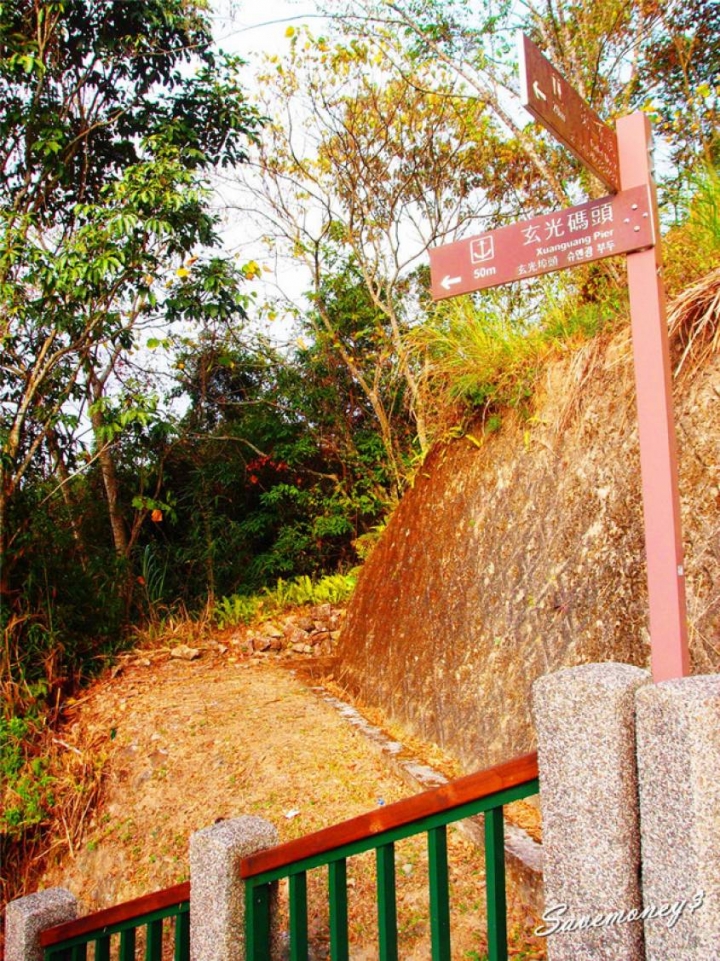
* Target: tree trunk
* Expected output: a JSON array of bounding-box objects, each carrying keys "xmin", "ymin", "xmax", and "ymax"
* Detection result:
[
  {"xmin": 88, "ymin": 390, "xmax": 129, "ymax": 559},
  {"xmin": 46, "ymin": 430, "xmax": 90, "ymax": 571}
]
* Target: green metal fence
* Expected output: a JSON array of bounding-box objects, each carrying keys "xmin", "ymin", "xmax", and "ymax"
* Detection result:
[
  {"xmin": 40, "ymin": 882, "xmax": 190, "ymax": 961},
  {"xmin": 242, "ymin": 752, "xmax": 539, "ymax": 961},
  {"xmin": 38, "ymin": 753, "xmax": 539, "ymax": 961}
]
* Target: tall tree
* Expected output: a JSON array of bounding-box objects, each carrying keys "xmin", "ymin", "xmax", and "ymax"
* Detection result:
[
  {"xmin": 632, "ymin": 0, "xmax": 719, "ymax": 174},
  {"xmin": 233, "ymin": 26, "xmax": 540, "ymax": 487},
  {"xmin": 0, "ymin": 0, "xmax": 263, "ymax": 599},
  {"xmin": 318, "ymin": 0, "xmax": 579, "ymax": 203},
  {"xmin": 321, "ymin": 0, "xmax": 716, "ymax": 192},
  {"xmin": 160, "ymin": 322, "xmax": 394, "ymax": 601}
]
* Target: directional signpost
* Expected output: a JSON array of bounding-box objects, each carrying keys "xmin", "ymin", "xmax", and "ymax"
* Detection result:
[
  {"xmin": 430, "ymin": 184, "xmax": 654, "ymax": 299},
  {"xmin": 428, "ymin": 34, "xmax": 690, "ymax": 682},
  {"xmin": 517, "ymin": 33, "xmax": 620, "ymax": 192}
]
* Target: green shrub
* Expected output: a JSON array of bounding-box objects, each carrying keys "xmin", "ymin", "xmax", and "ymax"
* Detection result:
[
  {"xmin": 410, "ymin": 267, "xmax": 627, "ymax": 435},
  {"xmin": 213, "ymin": 572, "xmax": 358, "ymax": 629},
  {"xmin": 0, "ymin": 714, "xmax": 55, "ymax": 841},
  {"xmin": 664, "ymin": 164, "xmax": 720, "ymax": 294},
  {"xmin": 213, "ymin": 594, "xmax": 263, "ymax": 629},
  {"xmin": 410, "ymin": 297, "xmax": 549, "ymax": 415}
]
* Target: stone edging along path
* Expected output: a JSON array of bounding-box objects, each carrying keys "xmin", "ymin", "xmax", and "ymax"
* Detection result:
[
  {"xmin": 304, "ymin": 681, "xmax": 544, "ymax": 915},
  {"xmin": 243, "ymin": 603, "xmax": 543, "ymax": 914}
]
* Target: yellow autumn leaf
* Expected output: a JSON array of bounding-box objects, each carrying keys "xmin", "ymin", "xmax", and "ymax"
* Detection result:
[{"xmin": 243, "ymin": 260, "xmax": 262, "ymax": 280}]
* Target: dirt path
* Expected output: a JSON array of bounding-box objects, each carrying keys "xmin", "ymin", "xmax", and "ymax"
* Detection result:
[{"xmin": 37, "ymin": 642, "xmax": 544, "ymax": 958}]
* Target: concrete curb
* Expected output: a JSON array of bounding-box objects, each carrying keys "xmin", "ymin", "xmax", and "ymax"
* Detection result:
[{"xmin": 312, "ymin": 686, "xmax": 544, "ymax": 917}]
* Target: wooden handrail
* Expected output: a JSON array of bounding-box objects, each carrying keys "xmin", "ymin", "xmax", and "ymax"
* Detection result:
[
  {"xmin": 40, "ymin": 881, "xmax": 190, "ymax": 947},
  {"xmin": 241, "ymin": 751, "xmax": 539, "ymax": 879},
  {"xmin": 37, "ymin": 752, "xmax": 539, "ymax": 947}
]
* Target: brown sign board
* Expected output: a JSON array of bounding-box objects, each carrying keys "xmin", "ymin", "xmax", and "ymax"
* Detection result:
[
  {"xmin": 518, "ymin": 32, "xmax": 620, "ymax": 192},
  {"xmin": 429, "ymin": 184, "xmax": 655, "ymax": 300}
]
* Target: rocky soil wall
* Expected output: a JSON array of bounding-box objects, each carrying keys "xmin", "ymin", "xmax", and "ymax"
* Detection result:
[{"xmin": 337, "ymin": 276, "xmax": 720, "ymax": 772}]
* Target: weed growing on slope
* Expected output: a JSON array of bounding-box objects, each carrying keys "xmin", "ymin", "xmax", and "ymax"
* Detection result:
[{"xmin": 213, "ymin": 572, "xmax": 358, "ymax": 629}]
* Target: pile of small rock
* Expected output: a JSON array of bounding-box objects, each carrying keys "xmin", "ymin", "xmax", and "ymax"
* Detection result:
[{"xmin": 245, "ymin": 604, "xmax": 345, "ymax": 657}]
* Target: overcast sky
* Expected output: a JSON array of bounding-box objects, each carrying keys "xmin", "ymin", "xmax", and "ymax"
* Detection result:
[
  {"xmin": 206, "ymin": 3, "xmax": 334, "ymax": 342},
  {"xmin": 212, "ymin": 1, "xmax": 325, "ymax": 60}
]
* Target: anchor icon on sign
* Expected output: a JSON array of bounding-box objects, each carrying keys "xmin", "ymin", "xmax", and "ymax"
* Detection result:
[{"xmin": 470, "ymin": 236, "xmax": 495, "ymax": 264}]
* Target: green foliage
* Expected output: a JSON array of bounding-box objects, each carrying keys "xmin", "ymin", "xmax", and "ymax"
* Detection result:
[
  {"xmin": 541, "ymin": 286, "xmax": 625, "ymax": 344},
  {"xmin": 411, "ymin": 298, "xmax": 548, "ymax": 415},
  {"xmin": 411, "ymin": 272, "xmax": 626, "ymax": 429},
  {"xmin": 632, "ymin": 0, "xmax": 719, "ymax": 174},
  {"xmin": 688, "ymin": 166, "xmax": 720, "ymax": 250},
  {"xmin": 158, "ymin": 325, "xmax": 396, "ymax": 605},
  {"xmin": 213, "ymin": 573, "xmax": 358, "ymax": 629},
  {"xmin": 268, "ymin": 573, "xmax": 358, "ymax": 608},
  {"xmin": 138, "ymin": 544, "xmax": 170, "ymax": 621},
  {"xmin": 0, "ymin": 0, "xmax": 263, "ymax": 714},
  {"xmin": 664, "ymin": 165, "xmax": 720, "ymax": 294},
  {"xmin": 0, "ymin": 714, "xmax": 55, "ymax": 841},
  {"xmin": 214, "ymin": 594, "xmax": 263, "ymax": 629},
  {"xmin": 0, "ymin": 0, "xmax": 262, "ymax": 213}
]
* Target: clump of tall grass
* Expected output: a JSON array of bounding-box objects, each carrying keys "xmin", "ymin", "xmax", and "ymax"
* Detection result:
[
  {"xmin": 409, "ymin": 273, "xmax": 623, "ymax": 436},
  {"xmin": 411, "ymin": 298, "xmax": 546, "ymax": 411},
  {"xmin": 679, "ymin": 164, "xmax": 720, "ymax": 250},
  {"xmin": 411, "ymin": 166, "xmax": 720, "ymax": 435},
  {"xmin": 664, "ymin": 164, "xmax": 720, "ymax": 294},
  {"xmin": 1, "ymin": 705, "xmax": 107, "ymax": 907}
]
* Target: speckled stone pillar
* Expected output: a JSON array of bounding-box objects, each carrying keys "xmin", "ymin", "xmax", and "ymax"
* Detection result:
[
  {"xmin": 635, "ymin": 677, "xmax": 720, "ymax": 960},
  {"xmin": 190, "ymin": 816, "xmax": 279, "ymax": 961},
  {"xmin": 5, "ymin": 889, "xmax": 77, "ymax": 961},
  {"xmin": 533, "ymin": 662, "xmax": 651, "ymax": 961}
]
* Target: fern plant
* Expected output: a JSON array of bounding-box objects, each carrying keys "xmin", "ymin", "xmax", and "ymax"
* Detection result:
[{"xmin": 213, "ymin": 572, "xmax": 357, "ymax": 629}]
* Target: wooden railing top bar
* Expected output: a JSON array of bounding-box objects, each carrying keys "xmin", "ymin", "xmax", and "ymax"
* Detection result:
[
  {"xmin": 39, "ymin": 880, "xmax": 190, "ymax": 947},
  {"xmin": 241, "ymin": 750, "xmax": 539, "ymax": 879}
]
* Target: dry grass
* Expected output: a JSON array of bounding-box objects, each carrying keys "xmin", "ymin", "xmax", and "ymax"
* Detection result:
[
  {"xmin": 1, "ymin": 714, "xmax": 109, "ymax": 913},
  {"xmin": 24, "ymin": 643, "xmax": 544, "ymax": 959},
  {"xmin": 668, "ymin": 266, "xmax": 720, "ymax": 378},
  {"xmin": 545, "ymin": 266, "xmax": 720, "ymax": 442}
]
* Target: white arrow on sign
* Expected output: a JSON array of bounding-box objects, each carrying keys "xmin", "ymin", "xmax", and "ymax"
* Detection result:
[
  {"xmin": 518, "ymin": 32, "xmax": 620, "ymax": 191},
  {"xmin": 440, "ymin": 275, "xmax": 462, "ymax": 291}
]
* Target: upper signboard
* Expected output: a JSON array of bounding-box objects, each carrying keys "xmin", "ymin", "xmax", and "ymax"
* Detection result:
[
  {"xmin": 518, "ymin": 32, "xmax": 621, "ymax": 192},
  {"xmin": 429, "ymin": 185, "xmax": 654, "ymax": 300}
]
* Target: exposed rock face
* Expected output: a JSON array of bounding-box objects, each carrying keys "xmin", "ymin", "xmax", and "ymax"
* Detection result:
[{"xmin": 337, "ymin": 295, "xmax": 720, "ymax": 772}]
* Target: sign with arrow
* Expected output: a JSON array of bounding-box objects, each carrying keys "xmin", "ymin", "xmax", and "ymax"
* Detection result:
[
  {"xmin": 429, "ymin": 184, "xmax": 654, "ymax": 300},
  {"xmin": 427, "ymin": 38, "xmax": 689, "ymax": 683},
  {"xmin": 518, "ymin": 32, "xmax": 620, "ymax": 192}
]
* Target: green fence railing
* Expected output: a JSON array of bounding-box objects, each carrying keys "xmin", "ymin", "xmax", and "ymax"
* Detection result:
[
  {"xmin": 40, "ymin": 881, "xmax": 190, "ymax": 961},
  {"xmin": 38, "ymin": 753, "xmax": 539, "ymax": 960},
  {"xmin": 241, "ymin": 751, "xmax": 540, "ymax": 961}
]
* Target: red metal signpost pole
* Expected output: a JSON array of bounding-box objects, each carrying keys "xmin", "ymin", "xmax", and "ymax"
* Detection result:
[
  {"xmin": 617, "ymin": 112, "xmax": 690, "ymax": 681},
  {"xmin": 429, "ymin": 36, "xmax": 691, "ymax": 682}
]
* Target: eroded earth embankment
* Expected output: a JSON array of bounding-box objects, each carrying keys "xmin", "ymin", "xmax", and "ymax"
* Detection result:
[{"xmin": 337, "ymin": 270, "xmax": 720, "ymax": 772}]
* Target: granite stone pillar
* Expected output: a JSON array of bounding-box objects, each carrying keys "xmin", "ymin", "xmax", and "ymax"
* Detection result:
[
  {"xmin": 5, "ymin": 889, "xmax": 78, "ymax": 961},
  {"xmin": 533, "ymin": 662, "xmax": 651, "ymax": 960},
  {"xmin": 635, "ymin": 676, "xmax": 720, "ymax": 960},
  {"xmin": 190, "ymin": 815, "xmax": 279, "ymax": 961}
]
